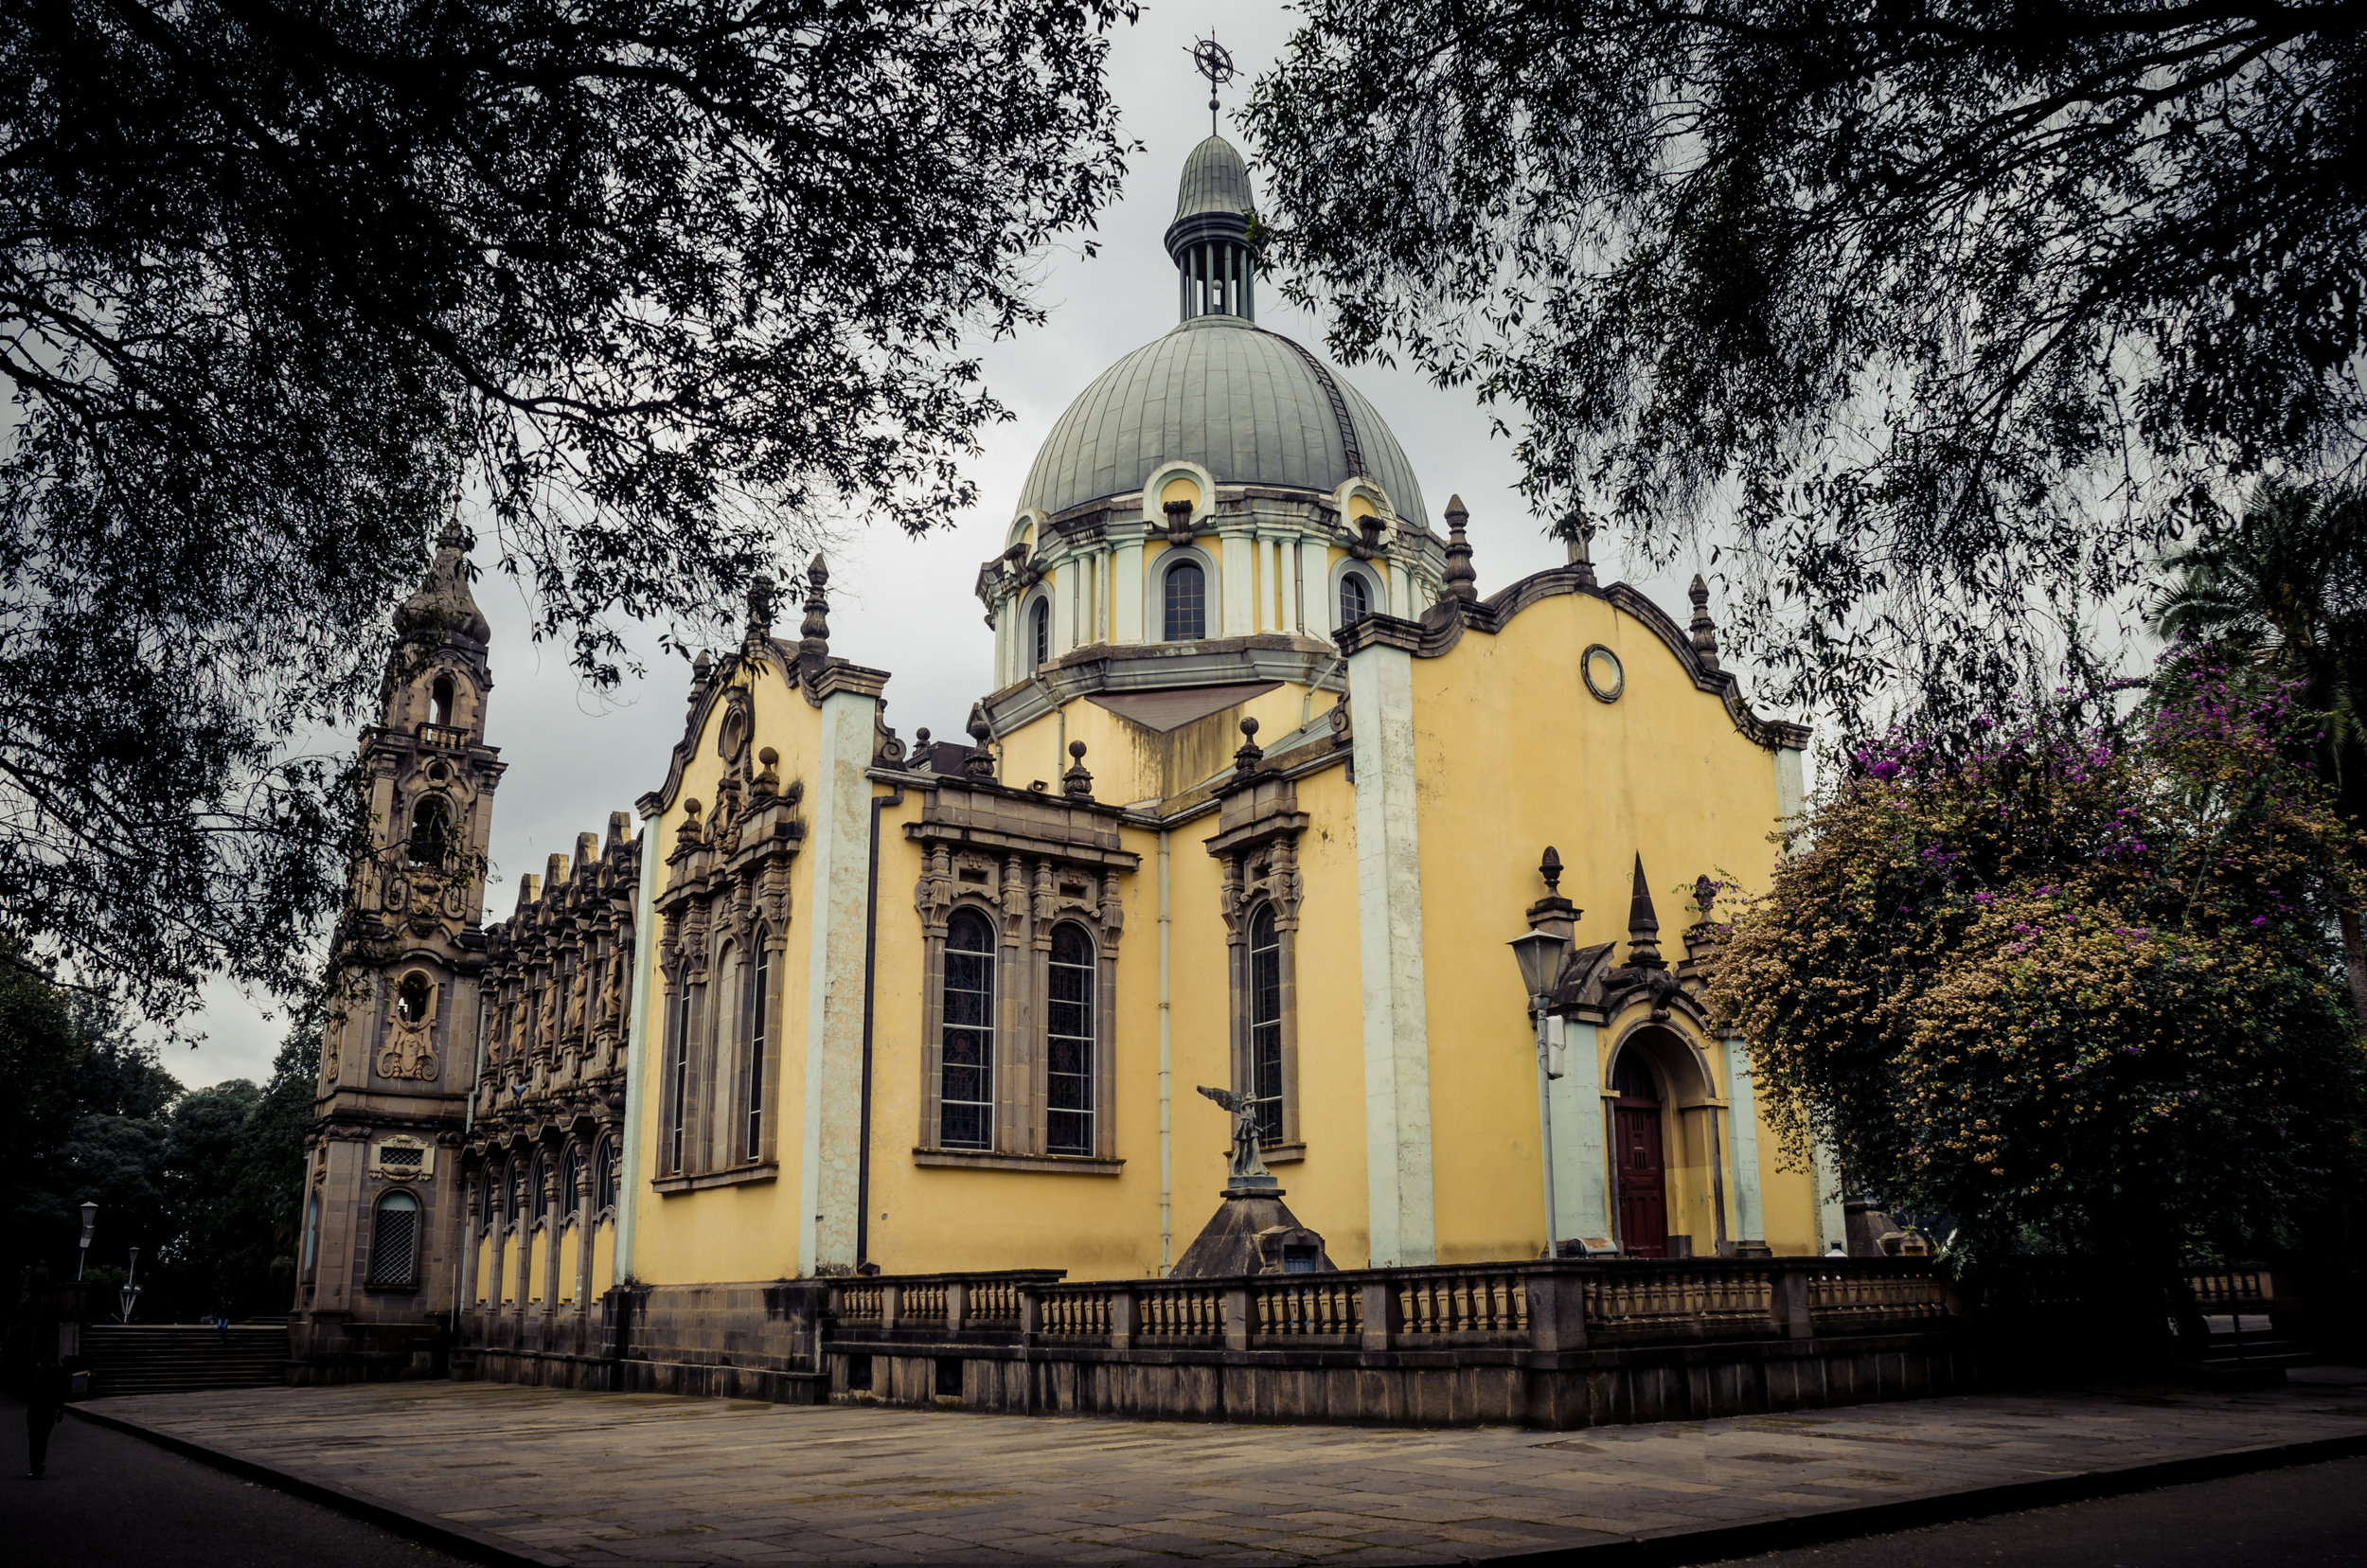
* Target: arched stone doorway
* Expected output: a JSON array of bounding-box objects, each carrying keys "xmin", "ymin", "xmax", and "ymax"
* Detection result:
[{"xmin": 1610, "ymin": 1052, "xmax": 1669, "ymax": 1256}]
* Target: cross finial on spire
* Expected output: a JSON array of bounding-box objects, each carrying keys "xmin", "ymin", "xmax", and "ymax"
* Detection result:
[{"xmin": 1190, "ymin": 35, "xmax": 1235, "ymax": 138}]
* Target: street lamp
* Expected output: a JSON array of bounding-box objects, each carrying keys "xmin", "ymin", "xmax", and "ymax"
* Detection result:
[
  {"xmin": 1507, "ymin": 924, "xmax": 1572, "ymax": 1254},
  {"xmin": 77, "ymin": 1202, "xmax": 97, "ymax": 1279}
]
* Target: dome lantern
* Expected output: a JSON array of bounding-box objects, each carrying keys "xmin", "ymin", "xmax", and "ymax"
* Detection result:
[{"xmin": 1166, "ymin": 136, "xmax": 1256, "ymax": 324}]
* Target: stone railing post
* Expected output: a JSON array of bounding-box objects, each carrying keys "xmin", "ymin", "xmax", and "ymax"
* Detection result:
[
  {"xmin": 1223, "ymin": 1285, "xmax": 1252, "ymax": 1352},
  {"xmin": 1526, "ymin": 1268, "xmax": 1590, "ymax": 1353},
  {"xmin": 1111, "ymin": 1288, "xmax": 1138, "ymax": 1351},
  {"xmin": 945, "ymin": 1280, "xmax": 969, "ymax": 1332},
  {"xmin": 880, "ymin": 1283, "xmax": 902, "ymax": 1331},
  {"xmin": 1019, "ymin": 1286, "xmax": 1043, "ymax": 1345},
  {"xmin": 1771, "ymin": 1264, "xmax": 1813, "ymax": 1340},
  {"xmin": 1359, "ymin": 1279, "xmax": 1397, "ymax": 1351}
]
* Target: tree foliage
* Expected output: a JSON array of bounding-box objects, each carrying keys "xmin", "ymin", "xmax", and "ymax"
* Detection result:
[
  {"xmin": 1244, "ymin": 1, "xmax": 2367, "ymax": 724},
  {"xmin": 1, "ymin": 0, "xmax": 1137, "ymax": 1017},
  {"xmin": 5, "ymin": 955, "xmax": 327, "ymax": 1317},
  {"xmin": 1709, "ymin": 648, "xmax": 2367, "ymax": 1265}
]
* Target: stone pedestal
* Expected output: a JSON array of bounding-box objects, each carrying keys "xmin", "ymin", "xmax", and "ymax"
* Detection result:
[{"xmin": 1170, "ymin": 1187, "xmax": 1336, "ymax": 1277}]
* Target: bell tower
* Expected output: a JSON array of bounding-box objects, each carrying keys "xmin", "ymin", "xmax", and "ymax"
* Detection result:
[{"xmin": 292, "ymin": 519, "xmax": 507, "ymax": 1375}]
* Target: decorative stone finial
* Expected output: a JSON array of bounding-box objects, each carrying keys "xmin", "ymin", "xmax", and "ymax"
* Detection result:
[
  {"xmin": 1626, "ymin": 853, "xmax": 1664, "ymax": 970},
  {"xmin": 914, "ymin": 727, "xmax": 934, "ymax": 772},
  {"xmin": 1233, "ymin": 715, "xmax": 1264, "ymax": 778},
  {"xmin": 1693, "ymin": 873, "xmax": 1717, "ymax": 920},
  {"xmin": 515, "ymin": 872, "xmax": 541, "ymax": 912},
  {"xmin": 1062, "ymin": 739, "xmax": 1095, "ymax": 799},
  {"xmin": 678, "ymin": 798, "xmax": 704, "ymax": 846},
  {"xmin": 798, "ymin": 554, "xmax": 830, "ymax": 675},
  {"xmin": 755, "ymin": 745, "xmax": 781, "ymax": 796},
  {"xmin": 1443, "ymin": 494, "xmax": 1478, "ymax": 602},
  {"xmin": 574, "ymin": 832, "xmax": 598, "ymax": 872},
  {"xmin": 606, "ymin": 811, "xmax": 632, "ymax": 850},
  {"xmin": 963, "ymin": 702, "xmax": 997, "ymax": 780},
  {"xmin": 1689, "ymin": 575, "xmax": 1720, "ymax": 671},
  {"xmin": 746, "ymin": 574, "xmax": 775, "ymax": 639},
  {"xmin": 1539, "ymin": 845, "xmax": 1562, "ymax": 894},
  {"xmin": 546, "ymin": 851, "xmax": 569, "ymax": 890},
  {"xmin": 1163, "ymin": 496, "xmax": 1195, "ymax": 545}
]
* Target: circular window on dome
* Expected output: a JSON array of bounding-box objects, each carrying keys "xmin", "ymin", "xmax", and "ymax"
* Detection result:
[{"xmin": 1582, "ymin": 645, "xmax": 1625, "ymax": 704}]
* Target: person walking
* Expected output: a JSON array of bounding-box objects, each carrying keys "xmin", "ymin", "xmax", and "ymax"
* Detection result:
[
  {"xmin": 25, "ymin": 1346, "xmax": 68, "ymax": 1479},
  {"xmin": 215, "ymin": 1295, "xmax": 234, "ymax": 1344}
]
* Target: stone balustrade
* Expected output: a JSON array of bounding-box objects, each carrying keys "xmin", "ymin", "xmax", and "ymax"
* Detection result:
[{"xmin": 819, "ymin": 1257, "xmax": 1969, "ymax": 1429}]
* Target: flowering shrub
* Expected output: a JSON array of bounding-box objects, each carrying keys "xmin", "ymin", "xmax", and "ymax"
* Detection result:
[{"xmin": 1711, "ymin": 646, "xmax": 2367, "ymax": 1265}]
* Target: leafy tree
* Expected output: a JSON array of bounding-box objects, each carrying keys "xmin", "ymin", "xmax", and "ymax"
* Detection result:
[
  {"xmin": 1, "ymin": 0, "xmax": 1138, "ymax": 1020},
  {"xmin": 1244, "ymin": 2, "xmax": 2367, "ymax": 725},
  {"xmin": 2152, "ymin": 482, "xmax": 2367, "ymax": 1012},
  {"xmin": 1710, "ymin": 646, "xmax": 2367, "ymax": 1267}
]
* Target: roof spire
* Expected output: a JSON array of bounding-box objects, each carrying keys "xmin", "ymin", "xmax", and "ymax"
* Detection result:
[
  {"xmin": 1625, "ymin": 854, "xmax": 1665, "ymax": 970},
  {"xmin": 1688, "ymin": 574, "xmax": 1721, "ymax": 671},
  {"xmin": 1191, "ymin": 35, "xmax": 1235, "ymax": 139},
  {"xmin": 797, "ymin": 554, "xmax": 829, "ymax": 678}
]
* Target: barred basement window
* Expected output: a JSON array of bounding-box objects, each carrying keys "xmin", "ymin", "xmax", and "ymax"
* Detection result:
[
  {"xmin": 939, "ymin": 908, "xmax": 995, "ymax": 1149},
  {"xmin": 1045, "ymin": 922, "xmax": 1095, "ymax": 1156},
  {"xmin": 1249, "ymin": 904, "xmax": 1284, "ymax": 1143},
  {"xmin": 367, "ymin": 1191, "xmax": 420, "ymax": 1286}
]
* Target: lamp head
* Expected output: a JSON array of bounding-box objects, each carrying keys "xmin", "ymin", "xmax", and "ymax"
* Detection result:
[
  {"xmin": 1507, "ymin": 928, "xmax": 1570, "ymax": 1001},
  {"xmin": 78, "ymin": 1201, "xmax": 97, "ymax": 1245}
]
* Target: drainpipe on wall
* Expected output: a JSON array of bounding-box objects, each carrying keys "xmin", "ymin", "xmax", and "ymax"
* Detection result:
[{"xmin": 1158, "ymin": 829, "xmax": 1173, "ymax": 1275}]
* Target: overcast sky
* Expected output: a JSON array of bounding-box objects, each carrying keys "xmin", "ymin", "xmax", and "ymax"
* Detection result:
[{"xmin": 169, "ymin": 3, "xmax": 1741, "ymax": 1089}]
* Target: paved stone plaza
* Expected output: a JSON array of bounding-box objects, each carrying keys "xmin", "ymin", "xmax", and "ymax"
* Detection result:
[{"xmin": 79, "ymin": 1371, "xmax": 2367, "ymax": 1566}]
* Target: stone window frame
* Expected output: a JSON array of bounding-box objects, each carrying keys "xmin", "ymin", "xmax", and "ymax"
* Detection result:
[
  {"xmin": 934, "ymin": 901, "xmax": 1000, "ymax": 1150},
  {"xmin": 364, "ymin": 1187, "xmax": 422, "ymax": 1290},
  {"xmin": 1043, "ymin": 918, "xmax": 1100, "ymax": 1157},
  {"xmin": 912, "ymin": 833, "xmax": 1128, "ymax": 1173},
  {"xmin": 1143, "ymin": 543, "xmax": 1220, "ymax": 646},
  {"xmin": 1208, "ymin": 778, "xmax": 1310, "ymax": 1160},
  {"xmin": 1326, "ymin": 555, "xmax": 1385, "ymax": 635}
]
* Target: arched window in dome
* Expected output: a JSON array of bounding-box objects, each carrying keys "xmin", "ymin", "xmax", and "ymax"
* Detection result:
[
  {"xmin": 1030, "ymin": 598, "xmax": 1049, "ymax": 669},
  {"xmin": 1164, "ymin": 561, "xmax": 1205, "ymax": 641},
  {"xmin": 1339, "ymin": 572, "xmax": 1370, "ymax": 630}
]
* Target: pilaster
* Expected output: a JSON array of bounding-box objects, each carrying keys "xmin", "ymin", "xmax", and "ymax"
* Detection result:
[
  {"xmin": 1546, "ymin": 1019, "xmax": 1610, "ymax": 1239},
  {"xmin": 1344, "ymin": 617, "xmax": 1433, "ymax": 1266},
  {"xmin": 1721, "ymin": 1038, "xmax": 1766, "ymax": 1244},
  {"xmin": 798, "ymin": 687, "xmax": 881, "ymax": 1275}
]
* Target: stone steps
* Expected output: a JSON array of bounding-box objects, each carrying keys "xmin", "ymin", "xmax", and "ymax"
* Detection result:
[{"xmin": 82, "ymin": 1326, "xmax": 291, "ymax": 1398}]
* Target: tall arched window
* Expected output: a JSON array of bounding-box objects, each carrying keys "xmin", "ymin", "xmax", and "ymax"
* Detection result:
[
  {"xmin": 665, "ymin": 984, "xmax": 691, "ymax": 1174},
  {"xmin": 1249, "ymin": 905, "xmax": 1284, "ymax": 1143},
  {"xmin": 406, "ymin": 797, "xmax": 451, "ymax": 865},
  {"xmin": 940, "ymin": 909, "xmax": 996, "ymax": 1149},
  {"xmin": 430, "ymin": 674, "xmax": 455, "ymax": 727},
  {"xmin": 476, "ymin": 1175, "xmax": 493, "ymax": 1233},
  {"xmin": 1030, "ymin": 598, "xmax": 1049, "ymax": 668},
  {"xmin": 1163, "ymin": 560, "xmax": 1206, "ymax": 641},
  {"xmin": 302, "ymin": 1190, "xmax": 321, "ymax": 1276},
  {"xmin": 744, "ymin": 941, "xmax": 771, "ymax": 1160},
  {"xmin": 1339, "ymin": 571, "xmax": 1370, "ymax": 629},
  {"xmin": 594, "ymin": 1137, "xmax": 618, "ymax": 1214},
  {"xmin": 561, "ymin": 1147, "xmax": 583, "ymax": 1223},
  {"xmin": 366, "ymin": 1191, "xmax": 420, "ymax": 1286},
  {"xmin": 531, "ymin": 1153, "xmax": 552, "ymax": 1228},
  {"xmin": 1046, "ymin": 922, "xmax": 1095, "ymax": 1156}
]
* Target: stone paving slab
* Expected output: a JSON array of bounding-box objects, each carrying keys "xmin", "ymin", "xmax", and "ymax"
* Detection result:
[{"xmin": 74, "ymin": 1369, "xmax": 2367, "ymax": 1567}]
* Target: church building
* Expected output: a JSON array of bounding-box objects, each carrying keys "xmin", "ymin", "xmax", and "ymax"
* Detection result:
[{"xmin": 291, "ymin": 136, "xmax": 1830, "ymax": 1384}]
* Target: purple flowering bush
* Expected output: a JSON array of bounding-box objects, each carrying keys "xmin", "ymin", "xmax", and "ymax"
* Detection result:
[{"xmin": 1711, "ymin": 645, "xmax": 2367, "ymax": 1264}]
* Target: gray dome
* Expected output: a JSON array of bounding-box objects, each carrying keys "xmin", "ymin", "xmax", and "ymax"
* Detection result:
[
  {"xmin": 1174, "ymin": 135, "xmax": 1253, "ymax": 224},
  {"xmin": 1016, "ymin": 315, "xmax": 1431, "ymax": 527}
]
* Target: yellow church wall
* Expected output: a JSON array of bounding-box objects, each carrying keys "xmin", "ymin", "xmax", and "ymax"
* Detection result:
[
  {"xmin": 623, "ymin": 655, "xmax": 826, "ymax": 1289},
  {"xmin": 558, "ymin": 1224, "xmax": 580, "ymax": 1304},
  {"xmin": 991, "ymin": 670, "xmax": 1334, "ymax": 811},
  {"xmin": 1754, "ymin": 1124, "xmax": 1821, "ymax": 1256},
  {"xmin": 591, "ymin": 1220, "xmax": 615, "ymax": 1298},
  {"xmin": 1403, "ymin": 589, "xmax": 1813, "ymax": 1259}
]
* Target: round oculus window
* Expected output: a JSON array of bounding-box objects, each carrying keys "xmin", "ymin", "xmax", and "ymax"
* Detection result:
[
  {"xmin": 718, "ymin": 706, "xmax": 749, "ymax": 763},
  {"xmin": 1582, "ymin": 644, "xmax": 1625, "ymax": 703}
]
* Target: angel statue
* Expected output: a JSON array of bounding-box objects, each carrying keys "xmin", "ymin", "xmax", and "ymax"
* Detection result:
[{"xmin": 1196, "ymin": 1085, "xmax": 1278, "ymax": 1192}]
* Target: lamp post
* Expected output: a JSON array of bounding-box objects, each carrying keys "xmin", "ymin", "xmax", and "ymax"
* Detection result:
[
  {"xmin": 1508, "ymin": 926, "xmax": 1572, "ymax": 1256},
  {"xmin": 120, "ymin": 1246, "xmax": 142, "ymax": 1324},
  {"xmin": 77, "ymin": 1201, "xmax": 98, "ymax": 1279}
]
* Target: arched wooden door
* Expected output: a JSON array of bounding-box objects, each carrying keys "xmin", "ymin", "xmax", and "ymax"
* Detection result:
[{"xmin": 1611, "ymin": 1053, "xmax": 1669, "ymax": 1257}]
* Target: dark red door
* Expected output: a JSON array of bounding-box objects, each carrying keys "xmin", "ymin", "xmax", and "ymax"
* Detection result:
[{"xmin": 1614, "ymin": 1103, "xmax": 1669, "ymax": 1257}]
